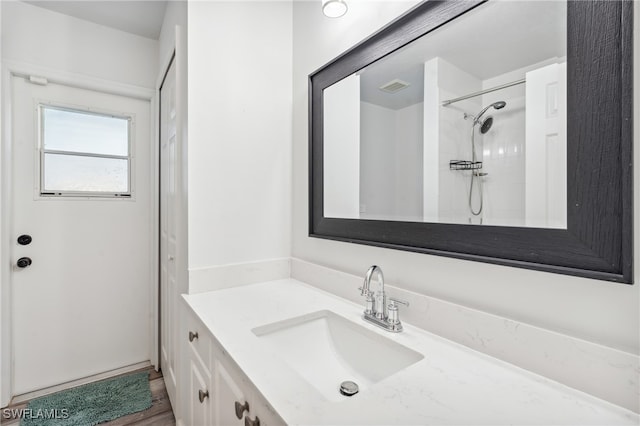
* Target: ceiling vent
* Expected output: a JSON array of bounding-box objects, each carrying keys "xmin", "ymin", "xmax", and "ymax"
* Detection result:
[{"xmin": 379, "ymin": 79, "xmax": 410, "ymax": 93}]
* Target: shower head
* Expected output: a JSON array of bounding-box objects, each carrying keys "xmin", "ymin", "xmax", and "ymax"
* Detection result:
[
  {"xmin": 475, "ymin": 101, "xmax": 507, "ymax": 123},
  {"xmin": 480, "ymin": 116, "xmax": 494, "ymax": 134}
]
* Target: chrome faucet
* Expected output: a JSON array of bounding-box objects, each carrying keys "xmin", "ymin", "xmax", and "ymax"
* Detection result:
[
  {"xmin": 359, "ymin": 265, "xmax": 408, "ymax": 332},
  {"xmin": 361, "ymin": 265, "xmax": 386, "ymax": 319}
]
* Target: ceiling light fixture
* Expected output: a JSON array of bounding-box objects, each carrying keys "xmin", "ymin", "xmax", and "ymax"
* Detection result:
[{"xmin": 322, "ymin": 0, "xmax": 348, "ymax": 18}]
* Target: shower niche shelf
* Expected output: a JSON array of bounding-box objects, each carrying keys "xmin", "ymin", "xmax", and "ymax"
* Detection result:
[{"xmin": 449, "ymin": 160, "xmax": 482, "ymax": 171}]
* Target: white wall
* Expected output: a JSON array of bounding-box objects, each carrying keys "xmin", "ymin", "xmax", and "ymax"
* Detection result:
[
  {"xmin": 360, "ymin": 101, "xmax": 396, "ymax": 219},
  {"xmin": 187, "ymin": 2, "xmax": 292, "ymax": 281},
  {"xmin": 394, "ymin": 102, "xmax": 423, "ymax": 221},
  {"xmin": 1, "ymin": 1, "xmax": 158, "ymax": 89},
  {"xmin": 423, "ymin": 59, "xmax": 439, "ymax": 221},
  {"xmin": 292, "ymin": 0, "xmax": 639, "ymax": 356},
  {"xmin": 360, "ymin": 101, "xmax": 423, "ymax": 221},
  {"xmin": 324, "ymin": 74, "xmax": 360, "ymax": 219}
]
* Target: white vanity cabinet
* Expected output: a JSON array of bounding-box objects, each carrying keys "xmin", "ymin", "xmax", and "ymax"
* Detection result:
[{"xmin": 181, "ymin": 299, "xmax": 285, "ymax": 426}]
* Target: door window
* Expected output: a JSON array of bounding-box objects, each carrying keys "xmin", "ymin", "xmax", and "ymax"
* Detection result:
[{"xmin": 39, "ymin": 105, "xmax": 132, "ymax": 197}]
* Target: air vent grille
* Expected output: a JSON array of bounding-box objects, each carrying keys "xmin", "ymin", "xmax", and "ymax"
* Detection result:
[{"xmin": 379, "ymin": 79, "xmax": 410, "ymax": 93}]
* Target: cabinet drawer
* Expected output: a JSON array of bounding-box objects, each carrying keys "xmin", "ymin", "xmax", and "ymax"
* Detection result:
[{"xmin": 185, "ymin": 308, "xmax": 211, "ymax": 366}]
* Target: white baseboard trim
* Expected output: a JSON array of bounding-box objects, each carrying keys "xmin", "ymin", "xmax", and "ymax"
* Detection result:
[
  {"xmin": 188, "ymin": 258, "xmax": 290, "ymax": 294},
  {"xmin": 291, "ymin": 257, "xmax": 639, "ymax": 414}
]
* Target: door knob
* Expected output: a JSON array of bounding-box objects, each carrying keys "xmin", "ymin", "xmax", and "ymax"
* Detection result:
[
  {"xmin": 17, "ymin": 235, "xmax": 32, "ymax": 245},
  {"xmin": 17, "ymin": 257, "xmax": 32, "ymax": 268}
]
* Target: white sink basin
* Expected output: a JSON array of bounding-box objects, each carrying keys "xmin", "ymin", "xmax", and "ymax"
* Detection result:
[{"xmin": 251, "ymin": 310, "xmax": 424, "ymax": 402}]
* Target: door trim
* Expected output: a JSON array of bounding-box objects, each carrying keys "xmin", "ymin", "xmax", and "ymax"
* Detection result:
[{"xmin": 0, "ymin": 60, "xmax": 157, "ymax": 406}]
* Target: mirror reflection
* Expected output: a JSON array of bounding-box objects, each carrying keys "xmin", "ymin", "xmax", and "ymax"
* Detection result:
[{"xmin": 323, "ymin": 1, "xmax": 567, "ymax": 228}]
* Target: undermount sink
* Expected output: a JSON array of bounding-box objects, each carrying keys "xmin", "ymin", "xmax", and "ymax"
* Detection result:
[{"xmin": 251, "ymin": 310, "xmax": 424, "ymax": 402}]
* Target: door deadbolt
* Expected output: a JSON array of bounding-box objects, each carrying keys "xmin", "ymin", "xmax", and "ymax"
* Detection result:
[
  {"xmin": 17, "ymin": 257, "xmax": 32, "ymax": 268},
  {"xmin": 17, "ymin": 235, "xmax": 32, "ymax": 245}
]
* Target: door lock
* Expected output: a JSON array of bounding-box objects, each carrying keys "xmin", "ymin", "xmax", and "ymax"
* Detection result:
[
  {"xmin": 17, "ymin": 235, "xmax": 32, "ymax": 245},
  {"xmin": 17, "ymin": 257, "xmax": 32, "ymax": 268}
]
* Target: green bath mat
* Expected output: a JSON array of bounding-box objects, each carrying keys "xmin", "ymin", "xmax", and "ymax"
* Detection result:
[{"xmin": 21, "ymin": 371, "xmax": 152, "ymax": 426}]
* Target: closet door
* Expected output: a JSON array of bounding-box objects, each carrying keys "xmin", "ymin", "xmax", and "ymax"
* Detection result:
[{"xmin": 160, "ymin": 57, "xmax": 178, "ymax": 406}]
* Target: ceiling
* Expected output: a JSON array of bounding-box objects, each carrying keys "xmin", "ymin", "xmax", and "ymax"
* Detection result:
[
  {"xmin": 23, "ymin": 0, "xmax": 169, "ymax": 40},
  {"xmin": 360, "ymin": 1, "xmax": 567, "ymax": 110}
]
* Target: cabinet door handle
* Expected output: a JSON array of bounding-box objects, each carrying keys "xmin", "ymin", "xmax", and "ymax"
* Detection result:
[
  {"xmin": 245, "ymin": 415, "xmax": 260, "ymax": 426},
  {"xmin": 235, "ymin": 400, "xmax": 249, "ymax": 419},
  {"xmin": 198, "ymin": 389, "xmax": 209, "ymax": 403},
  {"xmin": 189, "ymin": 331, "xmax": 198, "ymax": 342}
]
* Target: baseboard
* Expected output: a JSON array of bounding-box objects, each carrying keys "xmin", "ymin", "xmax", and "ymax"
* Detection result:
[
  {"xmin": 290, "ymin": 257, "xmax": 639, "ymax": 414},
  {"xmin": 188, "ymin": 258, "xmax": 290, "ymax": 294}
]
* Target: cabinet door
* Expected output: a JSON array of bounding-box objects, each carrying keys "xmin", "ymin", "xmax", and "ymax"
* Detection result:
[
  {"xmin": 188, "ymin": 353, "xmax": 212, "ymax": 426},
  {"xmin": 215, "ymin": 360, "xmax": 246, "ymax": 426},
  {"xmin": 249, "ymin": 393, "xmax": 286, "ymax": 426}
]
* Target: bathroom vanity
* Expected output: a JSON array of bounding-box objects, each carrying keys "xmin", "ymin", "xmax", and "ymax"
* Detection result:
[{"xmin": 181, "ymin": 280, "xmax": 638, "ymax": 425}]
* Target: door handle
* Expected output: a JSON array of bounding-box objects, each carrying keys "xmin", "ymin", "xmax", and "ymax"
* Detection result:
[{"xmin": 17, "ymin": 257, "xmax": 32, "ymax": 268}]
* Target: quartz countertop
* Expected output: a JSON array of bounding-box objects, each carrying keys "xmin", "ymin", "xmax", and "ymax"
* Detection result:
[{"xmin": 183, "ymin": 279, "xmax": 639, "ymax": 425}]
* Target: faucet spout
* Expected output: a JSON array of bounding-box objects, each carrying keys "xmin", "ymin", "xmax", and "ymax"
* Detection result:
[
  {"xmin": 363, "ymin": 265, "xmax": 385, "ymax": 319},
  {"xmin": 362, "ymin": 265, "xmax": 384, "ymax": 295}
]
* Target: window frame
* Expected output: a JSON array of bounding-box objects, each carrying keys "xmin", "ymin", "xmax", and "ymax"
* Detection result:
[{"xmin": 37, "ymin": 102, "xmax": 134, "ymax": 199}]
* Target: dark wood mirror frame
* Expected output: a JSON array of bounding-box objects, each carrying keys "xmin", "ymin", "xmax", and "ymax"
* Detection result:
[{"xmin": 309, "ymin": 1, "xmax": 633, "ymax": 283}]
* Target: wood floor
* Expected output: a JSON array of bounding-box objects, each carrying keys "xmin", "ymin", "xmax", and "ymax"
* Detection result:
[{"xmin": 1, "ymin": 367, "xmax": 175, "ymax": 426}]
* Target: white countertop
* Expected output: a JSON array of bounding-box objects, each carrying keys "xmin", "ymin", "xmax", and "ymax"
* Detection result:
[{"xmin": 184, "ymin": 279, "xmax": 639, "ymax": 425}]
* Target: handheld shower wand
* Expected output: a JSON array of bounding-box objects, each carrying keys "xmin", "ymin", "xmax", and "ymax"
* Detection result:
[{"xmin": 467, "ymin": 101, "xmax": 507, "ymax": 216}]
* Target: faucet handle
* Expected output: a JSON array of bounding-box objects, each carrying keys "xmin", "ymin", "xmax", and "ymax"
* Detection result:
[
  {"xmin": 359, "ymin": 287, "xmax": 375, "ymax": 315},
  {"xmin": 388, "ymin": 297, "xmax": 409, "ymax": 307},
  {"xmin": 387, "ymin": 298, "xmax": 408, "ymax": 328},
  {"xmin": 358, "ymin": 286, "xmax": 372, "ymax": 296}
]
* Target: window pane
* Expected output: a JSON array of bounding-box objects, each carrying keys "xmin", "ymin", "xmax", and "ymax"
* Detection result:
[
  {"xmin": 43, "ymin": 107, "xmax": 129, "ymax": 156},
  {"xmin": 43, "ymin": 153, "xmax": 128, "ymax": 193}
]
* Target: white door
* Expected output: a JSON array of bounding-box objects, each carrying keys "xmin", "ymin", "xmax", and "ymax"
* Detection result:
[
  {"xmin": 159, "ymin": 59, "xmax": 178, "ymax": 406},
  {"xmin": 525, "ymin": 62, "xmax": 567, "ymax": 228},
  {"xmin": 11, "ymin": 75, "xmax": 152, "ymax": 395}
]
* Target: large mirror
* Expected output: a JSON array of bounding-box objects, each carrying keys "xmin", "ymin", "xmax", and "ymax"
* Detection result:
[
  {"xmin": 324, "ymin": 1, "xmax": 567, "ymax": 228},
  {"xmin": 310, "ymin": 0, "xmax": 633, "ymax": 283}
]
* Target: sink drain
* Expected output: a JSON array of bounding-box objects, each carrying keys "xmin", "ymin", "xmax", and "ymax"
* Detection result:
[{"xmin": 339, "ymin": 380, "xmax": 359, "ymax": 397}]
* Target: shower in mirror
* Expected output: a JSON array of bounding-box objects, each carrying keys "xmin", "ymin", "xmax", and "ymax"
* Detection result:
[{"xmin": 461, "ymin": 101, "xmax": 506, "ymax": 216}]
